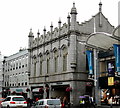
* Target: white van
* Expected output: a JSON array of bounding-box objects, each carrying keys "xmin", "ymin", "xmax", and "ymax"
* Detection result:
[{"xmin": 33, "ymin": 99, "xmax": 62, "ymax": 108}]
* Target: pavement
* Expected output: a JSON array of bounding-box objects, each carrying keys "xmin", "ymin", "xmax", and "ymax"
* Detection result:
[
  {"xmin": 70, "ymin": 105, "xmax": 120, "ymax": 108},
  {"xmin": 96, "ymin": 105, "xmax": 120, "ymax": 108}
]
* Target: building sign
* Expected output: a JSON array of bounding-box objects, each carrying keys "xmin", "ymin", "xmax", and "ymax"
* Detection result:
[
  {"xmin": 86, "ymin": 82, "xmax": 93, "ymax": 87},
  {"xmin": 86, "ymin": 50, "xmax": 93, "ymax": 75},
  {"xmin": 108, "ymin": 77, "xmax": 114, "ymax": 86},
  {"xmin": 108, "ymin": 62, "xmax": 115, "ymax": 76},
  {"xmin": 113, "ymin": 44, "xmax": 120, "ymax": 74}
]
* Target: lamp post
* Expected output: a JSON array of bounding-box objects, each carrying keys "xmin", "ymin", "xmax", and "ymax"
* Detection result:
[{"xmin": 93, "ymin": 48, "xmax": 101, "ymax": 106}]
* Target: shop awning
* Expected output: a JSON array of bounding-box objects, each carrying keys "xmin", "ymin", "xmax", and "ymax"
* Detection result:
[{"xmin": 86, "ymin": 32, "xmax": 120, "ymax": 50}]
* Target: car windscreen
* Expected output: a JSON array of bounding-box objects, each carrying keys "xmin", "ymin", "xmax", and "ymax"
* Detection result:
[
  {"xmin": 12, "ymin": 97, "xmax": 25, "ymax": 101},
  {"xmin": 47, "ymin": 100, "xmax": 60, "ymax": 105},
  {"xmin": 0, "ymin": 99, "xmax": 5, "ymax": 101}
]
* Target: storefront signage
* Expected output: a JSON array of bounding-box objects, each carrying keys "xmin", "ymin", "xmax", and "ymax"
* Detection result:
[
  {"xmin": 108, "ymin": 62, "xmax": 115, "ymax": 76},
  {"xmin": 108, "ymin": 77, "xmax": 114, "ymax": 86},
  {"xmin": 86, "ymin": 50, "xmax": 93, "ymax": 75},
  {"xmin": 86, "ymin": 82, "xmax": 93, "ymax": 87},
  {"xmin": 56, "ymin": 82, "xmax": 62, "ymax": 84}
]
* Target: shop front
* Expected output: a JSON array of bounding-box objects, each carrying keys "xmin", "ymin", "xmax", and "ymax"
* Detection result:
[
  {"xmin": 9, "ymin": 88, "xmax": 28, "ymax": 99},
  {"xmin": 31, "ymin": 84, "xmax": 72, "ymax": 104},
  {"xmin": 51, "ymin": 84, "xmax": 71, "ymax": 100},
  {"xmin": 99, "ymin": 76, "xmax": 120, "ymax": 105},
  {"xmin": 86, "ymin": 80, "xmax": 94, "ymax": 96},
  {"xmin": 31, "ymin": 87, "xmax": 44, "ymax": 101}
]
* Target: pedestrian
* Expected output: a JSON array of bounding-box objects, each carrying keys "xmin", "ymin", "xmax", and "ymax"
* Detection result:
[
  {"xmin": 35, "ymin": 97, "xmax": 39, "ymax": 102},
  {"xmin": 79, "ymin": 99, "xmax": 85, "ymax": 108},
  {"xmin": 26, "ymin": 98, "xmax": 31, "ymax": 108},
  {"xmin": 63, "ymin": 96, "xmax": 68, "ymax": 108},
  {"xmin": 89, "ymin": 96, "xmax": 94, "ymax": 108}
]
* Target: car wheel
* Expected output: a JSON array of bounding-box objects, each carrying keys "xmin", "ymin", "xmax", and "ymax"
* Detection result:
[
  {"xmin": 7, "ymin": 105, "xmax": 10, "ymax": 108},
  {"xmin": 1, "ymin": 105, "xmax": 4, "ymax": 108}
]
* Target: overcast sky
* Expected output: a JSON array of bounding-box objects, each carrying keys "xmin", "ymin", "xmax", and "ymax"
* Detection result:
[{"xmin": 0, "ymin": 0, "xmax": 119, "ymax": 56}]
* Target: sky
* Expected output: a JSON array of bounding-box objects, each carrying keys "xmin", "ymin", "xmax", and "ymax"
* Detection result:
[{"xmin": 0, "ymin": 0, "xmax": 119, "ymax": 56}]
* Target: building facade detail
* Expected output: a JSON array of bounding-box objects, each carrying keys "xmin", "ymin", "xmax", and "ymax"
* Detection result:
[
  {"xmin": 28, "ymin": 2, "xmax": 114, "ymax": 107},
  {"xmin": 2, "ymin": 49, "xmax": 29, "ymax": 99},
  {"xmin": 0, "ymin": 52, "xmax": 3, "ymax": 98}
]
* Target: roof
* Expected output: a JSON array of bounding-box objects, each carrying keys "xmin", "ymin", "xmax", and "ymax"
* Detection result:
[
  {"xmin": 113, "ymin": 25, "xmax": 120, "ymax": 37},
  {"xmin": 86, "ymin": 32, "xmax": 119, "ymax": 50}
]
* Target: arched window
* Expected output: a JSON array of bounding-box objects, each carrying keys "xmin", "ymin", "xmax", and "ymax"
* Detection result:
[
  {"xmin": 40, "ymin": 55, "xmax": 43, "ymax": 75},
  {"xmin": 54, "ymin": 49, "xmax": 58, "ymax": 73},
  {"xmin": 33, "ymin": 57, "xmax": 37, "ymax": 77},
  {"xmin": 62, "ymin": 46, "xmax": 68, "ymax": 71},
  {"xmin": 47, "ymin": 58, "xmax": 49, "ymax": 74},
  {"xmin": 46, "ymin": 52, "xmax": 50, "ymax": 74}
]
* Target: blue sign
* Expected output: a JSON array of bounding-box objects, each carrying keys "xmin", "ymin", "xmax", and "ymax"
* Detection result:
[
  {"xmin": 113, "ymin": 44, "xmax": 120, "ymax": 73},
  {"xmin": 86, "ymin": 50, "xmax": 93, "ymax": 75}
]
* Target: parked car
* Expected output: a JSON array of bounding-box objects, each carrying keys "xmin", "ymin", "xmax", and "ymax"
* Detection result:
[
  {"xmin": 32, "ymin": 99, "xmax": 62, "ymax": 108},
  {"xmin": 1, "ymin": 95, "xmax": 27, "ymax": 108}
]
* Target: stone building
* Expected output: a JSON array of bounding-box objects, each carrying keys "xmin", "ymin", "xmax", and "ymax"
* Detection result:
[
  {"xmin": 28, "ymin": 2, "xmax": 114, "ymax": 107},
  {"xmin": 0, "ymin": 52, "xmax": 3, "ymax": 98},
  {"xmin": 2, "ymin": 49, "xmax": 29, "ymax": 99}
]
